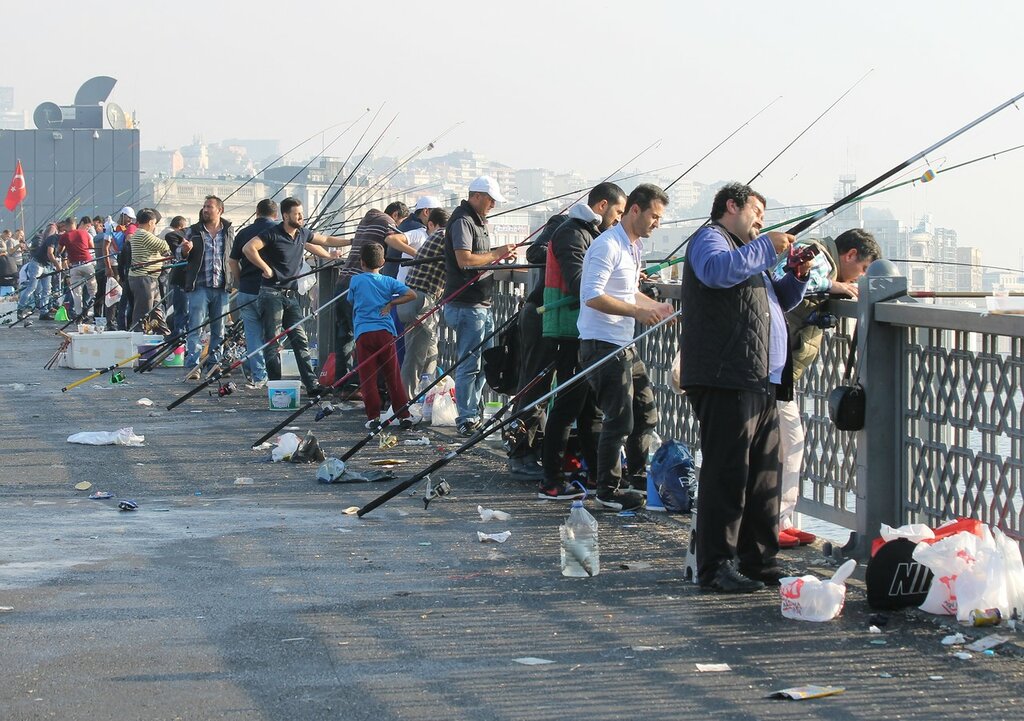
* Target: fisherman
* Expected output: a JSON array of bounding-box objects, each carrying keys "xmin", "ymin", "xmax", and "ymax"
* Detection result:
[
  {"xmin": 18, "ymin": 222, "xmax": 62, "ymax": 320},
  {"xmin": 397, "ymin": 207, "xmax": 448, "ymax": 398},
  {"xmin": 57, "ymin": 216, "xmax": 97, "ymax": 322},
  {"xmin": 679, "ymin": 182, "xmax": 810, "ymax": 593},
  {"xmin": 242, "ymin": 196, "xmax": 352, "ymax": 397},
  {"xmin": 113, "ymin": 207, "xmax": 138, "ymax": 330},
  {"xmin": 163, "ymin": 216, "xmax": 190, "ymax": 338},
  {"xmin": 777, "ymin": 228, "xmax": 880, "ymax": 545},
  {"xmin": 442, "ymin": 176, "xmax": 516, "ymax": 436},
  {"xmin": 228, "ymin": 199, "xmax": 279, "ymax": 389},
  {"xmin": 180, "ymin": 196, "xmax": 235, "ymax": 380},
  {"xmin": 127, "ymin": 208, "xmax": 171, "ymax": 334},
  {"xmin": 537, "ymin": 182, "xmax": 627, "ymax": 498},
  {"xmin": 578, "ymin": 183, "xmax": 674, "ymax": 511}
]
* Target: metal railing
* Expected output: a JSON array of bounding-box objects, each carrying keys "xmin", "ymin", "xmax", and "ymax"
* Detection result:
[{"xmin": 434, "ymin": 267, "xmax": 1024, "ymax": 554}]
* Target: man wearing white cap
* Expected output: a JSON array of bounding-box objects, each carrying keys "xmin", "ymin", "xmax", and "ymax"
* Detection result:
[
  {"xmin": 383, "ymin": 196, "xmax": 441, "ymax": 279},
  {"xmin": 442, "ymin": 176, "xmax": 516, "ymax": 436}
]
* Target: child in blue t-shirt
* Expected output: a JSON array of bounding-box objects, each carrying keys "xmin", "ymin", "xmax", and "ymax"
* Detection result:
[{"xmin": 348, "ymin": 242, "xmax": 418, "ymax": 428}]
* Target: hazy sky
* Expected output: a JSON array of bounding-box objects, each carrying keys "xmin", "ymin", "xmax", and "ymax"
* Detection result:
[{"xmin": 6, "ymin": 0, "xmax": 1024, "ymax": 267}]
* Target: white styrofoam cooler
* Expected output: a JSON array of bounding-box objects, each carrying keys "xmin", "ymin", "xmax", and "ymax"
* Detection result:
[{"xmin": 62, "ymin": 331, "xmax": 165, "ymax": 369}]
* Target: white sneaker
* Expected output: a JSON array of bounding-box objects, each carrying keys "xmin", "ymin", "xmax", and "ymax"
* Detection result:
[{"xmin": 364, "ymin": 417, "xmax": 383, "ymax": 431}]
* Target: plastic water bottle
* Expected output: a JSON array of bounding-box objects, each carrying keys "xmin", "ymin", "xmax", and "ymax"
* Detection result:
[
  {"xmin": 421, "ymin": 373, "xmax": 435, "ymax": 422},
  {"xmin": 560, "ymin": 500, "xmax": 599, "ymax": 577}
]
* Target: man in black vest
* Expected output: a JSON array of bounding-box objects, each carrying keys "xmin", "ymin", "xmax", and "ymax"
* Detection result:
[
  {"xmin": 442, "ymin": 176, "xmax": 515, "ymax": 436},
  {"xmin": 679, "ymin": 182, "xmax": 810, "ymax": 593}
]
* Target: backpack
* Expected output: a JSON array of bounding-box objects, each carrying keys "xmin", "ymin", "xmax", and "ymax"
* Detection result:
[
  {"xmin": 482, "ymin": 321, "xmax": 521, "ymax": 394},
  {"xmin": 650, "ymin": 440, "xmax": 696, "ymax": 513}
]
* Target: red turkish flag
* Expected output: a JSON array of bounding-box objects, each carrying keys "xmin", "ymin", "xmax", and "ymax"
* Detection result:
[{"xmin": 5, "ymin": 160, "xmax": 27, "ymax": 211}]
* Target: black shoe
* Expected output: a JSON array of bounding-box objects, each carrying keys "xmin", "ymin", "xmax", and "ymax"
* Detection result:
[
  {"xmin": 39, "ymin": 312, "xmax": 55, "ymax": 321},
  {"xmin": 701, "ymin": 562, "xmax": 765, "ymax": 594},
  {"xmin": 739, "ymin": 564, "xmax": 791, "ymax": 587},
  {"xmin": 508, "ymin": 456, "xmax": 544, "ymax": 479},
  {"xmin": 457, "ymin": 419, "xmax": 481, "ymax": 437},
  {"xmin": 398, "ymin": 414, "xmax": 421, "ymax": 430},
  {"xmin": 622, "ymin": 474, "xmax": 648, "ymax": 496},
  {"xmin": 594, "ymin": 488, "xmax": 645, "ymax": 512},
  {"xmin": 537, "ymin": 482, "xmax": 587, "ymax": 501},
  {"xmin": 307, "ymin": 384, "xmax": 329, "ymax": 399}
]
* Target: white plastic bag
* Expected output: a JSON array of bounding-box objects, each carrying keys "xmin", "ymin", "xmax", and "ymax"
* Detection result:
[
  {"xmin": 779, "ymin": 559, "xmax": 857, "ymax": 622},
  {"xmin": 296, "ymin": 261, "xmax": 315, "ymax": 295},
  {"xmin": 880, "ymin": 523, "xmax": 935, "ymax": 544},
  {"xmin": 995, "ymin": 526, "xmax": 1024, "ymax": 617},
  {"xmin": 430, "ymin": 377, "xmax": 457, "ymax": 426},
  {"xmin": 913, "ymin": 531, "xmax": 981, "ymax": 616},
  {"xmin": 104, "ymin": 277, "xmax": 122, "ymax": 308},
  {"xmin": 271, "ymin": 432, "xmax": 302, "ymax": 462},
  {"xmin": 67, "ymin": 427, "xmax": 145, "ymax": 446},
  {"xmin": 953, "ymin": 526, "xmax": 1008, "ymax": 622}
]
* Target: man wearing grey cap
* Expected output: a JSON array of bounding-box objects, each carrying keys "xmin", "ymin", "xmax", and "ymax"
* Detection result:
[{"xmin": 442, "ymin": 176, "xmax": 515, "ymax": 436}]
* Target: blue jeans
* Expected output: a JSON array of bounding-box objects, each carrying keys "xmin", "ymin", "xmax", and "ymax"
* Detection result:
[
  {"xmin": 19, "ymin": 260, "xmax": 51, "ymax": 311},
  {"xmin": 236, "ymin": 291, "xmax": 267, "ymax": 383},
  {"xmin": 185, "ymin": 286, "xmax": 229, "ymax": 369},
  {"xmin": 443, "ymin": 304, "xmax": 494, "ymax": 424},
  {"xmin": 260, "ymin": 287, "xmax": 317, "ymax": 392}
]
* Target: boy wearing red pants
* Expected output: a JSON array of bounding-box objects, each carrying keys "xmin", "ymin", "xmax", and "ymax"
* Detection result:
[{"xmin": 349, "ymin": 243, "xmax": 418, "ymax": 430}]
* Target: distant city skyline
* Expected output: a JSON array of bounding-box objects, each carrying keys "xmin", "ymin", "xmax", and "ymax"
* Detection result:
[{"xmin": 2, "ymin": 0, "xmax": 1023, "ymax": 270}]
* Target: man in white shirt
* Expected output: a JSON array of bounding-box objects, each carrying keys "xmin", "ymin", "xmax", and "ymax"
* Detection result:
[{"xmin": 577, "ymin": 184, "xmax": 675, "ymax": 511}]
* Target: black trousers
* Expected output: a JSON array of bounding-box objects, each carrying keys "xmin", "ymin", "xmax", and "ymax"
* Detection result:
[
  {"xmin": 508, "ymin": 301, "xmax": 554, "ymax": 459},
  {"xmin": 579, "ymin": 340, "xmax": 658, "ymax": 494},
  {"xmin": 333, "ymin": 276, "xmax": 358, "ymax": 388},
  {"xmin": 541, "ymin": 336, "xmax": 600, "ymax": 485},
  {"xmin": 687, "ymin": 385, "xmax": 782, "ymax": 584}
]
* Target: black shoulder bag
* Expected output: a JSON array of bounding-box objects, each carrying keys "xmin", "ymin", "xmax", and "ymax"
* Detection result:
[{"xmin": 828, "ymin": 326, "xmax": 865, "ymax": 431}]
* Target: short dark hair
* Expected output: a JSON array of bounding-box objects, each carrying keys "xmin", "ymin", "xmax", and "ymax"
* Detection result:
[
  {"xmin": 624, "ymin": 183, "xmax": 669, "ymax": 214},
  {"xmin": 79, "ymin": 216, "xmax": 92, "ymax": 226},
  {"xmin": 835, "ymin": 228, "xmax": 882, "ymax": 262},
  {"xmin": 170, "ymin": 215, "xmax": 188, "ymax": 230},
  {"xmin": 280, "ymin": 196, "xmax": 299, "ymax": 217},
  {"xmin": 710, "ymin": 182, "xmax": 766, "ymax": 221},
  {"xmin": 64, "ymin": 216, "xmax": 74, "ymax": 227},
  {"xmin": 204, "ymin": 195, "xmax": 225, "ymax": 212},
  {"xmin": 92, "ymin": 215, "xmax": 103, "ymax": 223},
  {"xmin": 137, "ymin": 208, "xmax": 162, "ymax": 225},
  {"xmin": 384, "ymin": 201, "xmax": 409, "ymax": 220},
  {"xmin": 360, "ymin": 242, "xmax": 385, "ymax": 269},
  {"xmin": 257, "ymin": 198, "xmax": 279, "ymax": 218},
  {"xmin": 427, "ymin": 208, "xmax": 448, "ymax": 227},
  {"xmin": 588, "ymin": 182, "xmax": 626, "ymax": 209}
]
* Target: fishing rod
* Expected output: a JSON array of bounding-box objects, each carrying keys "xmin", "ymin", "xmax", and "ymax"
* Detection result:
[
  {"xmin": 304, "ymin": 108, "xmax": 388, "ymax": 226},
  {"xmin": 663, "ymin": 95, "xmax": 782, "ymax": 192},
  {"xmin": 356, "ymin": 311, "xmax": 680, "ymax": 517},
  {"xmin": 785, "ymin": 88, "xmax": 1024, "ymax": 238},
  {"xmin": 165, "ymin": 288, "xmax": 350, "ymax": 409},
  {"xmin": 223, "ymin": 116, "xmax": 368, "ymax": 204},
  {"xmin": 255, "ymin": 312, "xmax": 521, "ymax": 451},
  {"xmin": 312, "ymin": 122, "xmax": 459, "ymax": 233},
  {"xmin": 135, "ymin": 293, "xmax": 254, "ymax": 373},
  {"xmin": 2, "ymin": 267, "xmax": 104, "ymax": 326},
  {"xmin": 310, "ymin": 180, "xmax": 446, "ymax": 233},
  {"xmin": 359, "ymin": 358, "xmax": 559, "ymax": 516},
  {"xmin": 891, "ymin": 259, "xmax": 1024, "ymax": 275},
  {"xmin": 652, "ymin": 73, "xmax": 873, "ymax": 270},
  {"xmin": 761, "ymin": 141, "xmax": 1024, "ymax": 233}
]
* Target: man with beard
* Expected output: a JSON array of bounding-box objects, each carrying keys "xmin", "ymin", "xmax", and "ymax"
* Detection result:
[
  {"xmin": 537, "ymin": 182, "xmax": 627, "ymax": 498},
  {"xmin": 243, "ymin": 196, "xmax": 351, "ymax": 396},
  {"xmin": 577, "ymin": 183, "xmax": 675, "ymax": 512},
  {"xmin": 679, "ymin": 182, "xmax": 810, "ymax": 593},
  {"xmin": 180, "ymin": 196, "xmax": 235, "ymax": 380}
]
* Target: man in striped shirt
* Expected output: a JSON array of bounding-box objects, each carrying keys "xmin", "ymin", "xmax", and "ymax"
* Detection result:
[{"xmin": 127, "ymin": 208, "xmax": 171, "ymax": 334}]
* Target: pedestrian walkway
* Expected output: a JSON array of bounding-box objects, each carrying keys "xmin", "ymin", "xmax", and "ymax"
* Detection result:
[{"xmin": 1, "ymin": 324, "xmax": 1021, "ymax": 721}]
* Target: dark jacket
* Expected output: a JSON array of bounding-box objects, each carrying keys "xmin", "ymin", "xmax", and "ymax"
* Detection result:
[
  {"xmin": 443, "ymin": 200, "xmax": 492, "ymax": 306},
  {"xmin": 382, "ymin": 214, "xmax": 423, "ymax": 278},
  {"xmin": 182, "ymin": 220, "xmax": 235, "ymax": 292},
  {"xmin": 524, "ymin": 214, "xmax": 568, "ymax": 306},
  {"xmin": 164, "ymin": 230, "xmax": 187, "ymax": 287},
  {"xmin": 678, "ymin": 223, "xmax": 791, "ymax": 398},
  {"xmin": 542, "ymin": 209, "xmax": 599, "ymax": 338},
  {"xmin": 785, "ymin": 237, "xmax": 840, "ymax": 383}
]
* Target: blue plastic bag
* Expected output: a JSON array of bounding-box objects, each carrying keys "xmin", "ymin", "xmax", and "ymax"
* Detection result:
[{"xmin": 651, "ymin": 440, "xmax": 695, "ymax": 513}]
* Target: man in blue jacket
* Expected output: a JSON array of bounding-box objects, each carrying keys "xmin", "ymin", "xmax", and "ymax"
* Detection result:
[{"xmin": 679, "ymin": 182, "xmax": 811, "ymax": 593}]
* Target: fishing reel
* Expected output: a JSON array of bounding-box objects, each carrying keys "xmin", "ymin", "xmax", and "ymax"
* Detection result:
[
  {"xmin": 786, "ymin": 243, "xmax": 820, "ymax": 276},
  {"xmin": 211, "ymin": 381, "xmax": 237, "ymax": 398},
  {"xmin": 314, "ymin": 401, "xmax": 336, "ymax": 422},
  {"xmin": 501, "ymin": 418, "xmax": 528, "ymax": 454},
  {"xmin": 639, "ymin": 281, "xmax": 662, "ymax": 301},
  {"xmin": 804, "ymin": 310, "xmax": 839, "ymax": 330},
  {"xmin": 423, "ymin": 475, "xmax": 452, "ymax": 509}
]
